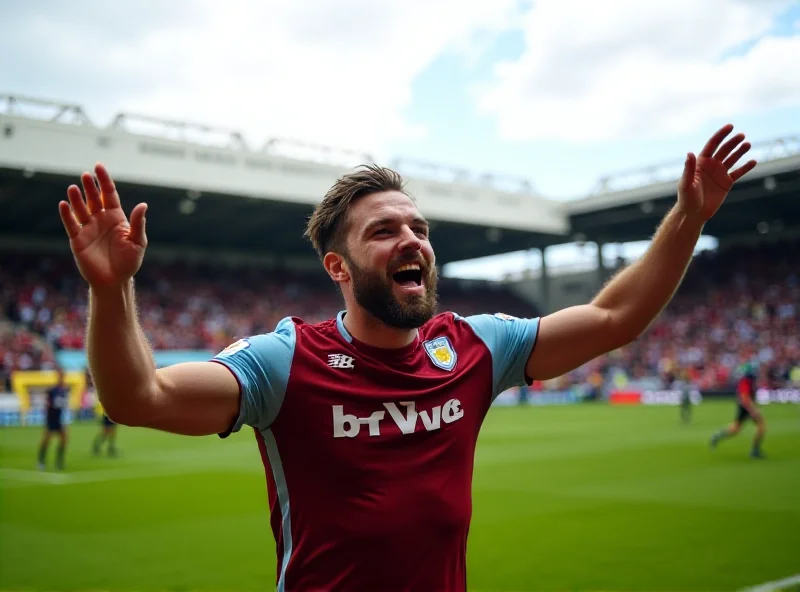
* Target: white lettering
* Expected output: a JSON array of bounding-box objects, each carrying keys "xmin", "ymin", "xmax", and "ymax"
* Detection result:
[
  {"xmin": 332, "ymin": 405, "xmax": 386, "ymax": 438},
  {"xmin": 384, "ymin": 402, "xmax": 418, "ymax": 434},
  {"xmin": 442, "ymin": 399, "xmax": 464, "ymax": 423},
  {"xmin": 332, "ymin": 405, "xmax": 358, "ymax": 438},
  {"xmin": 363, "ymin": 410, "xmax": 385, "ymax": 436},
  {"xmin": 419, "ymin": 406, "xmax": 442, "ymax": 431},
  {"xmin": 333, "ymin": 398, "xmax": 462, "ymax": 438}
]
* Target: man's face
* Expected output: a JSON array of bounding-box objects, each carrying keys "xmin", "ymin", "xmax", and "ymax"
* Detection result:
[{"xmin": 341, "ymin": 191, "xmax": 438, "ymax": 329}]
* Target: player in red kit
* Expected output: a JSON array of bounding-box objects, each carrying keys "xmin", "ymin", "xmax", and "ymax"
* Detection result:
[
  {"xmin": 58, "ymin": 124, "xmax": 755, "ymax": 591},
  {"xmin": 710, "ymin": 364, "xmax": 767, "ymax": 458}
]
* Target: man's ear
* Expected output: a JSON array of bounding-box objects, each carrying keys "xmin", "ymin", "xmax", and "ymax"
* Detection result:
[{"xmin": 324, "ymin": 251, "xmax": 350, "ymax": 284}]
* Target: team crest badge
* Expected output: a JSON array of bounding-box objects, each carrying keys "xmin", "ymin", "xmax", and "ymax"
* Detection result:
[{"xmin": 423, "ymin": 336, "xmax": 457, "ymax": 372}]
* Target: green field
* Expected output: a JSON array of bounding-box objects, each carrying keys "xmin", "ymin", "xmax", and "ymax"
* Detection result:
[{"xmin": 1, "ymin": 401, "xmax": 798, "ymax": 592}]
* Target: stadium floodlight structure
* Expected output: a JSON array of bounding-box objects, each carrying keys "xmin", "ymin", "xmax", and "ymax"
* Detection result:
[
  {"xmin": 261, "ymin": 137, "xmax": 374, "ymax": 169},
  {"xmin": 391, "ymin": 156, "xmax": 539, "ymax": 196},
  {"xmin": 109, "ymin": 112, "xmax": 249, "ymax": 152},
  {"xmin": 0, "ymin": 94, "xmax": 93, "ymax": 126},
  {"xmin": 592, "ymin": 135, "xmax": 800, "ymax": 195}
]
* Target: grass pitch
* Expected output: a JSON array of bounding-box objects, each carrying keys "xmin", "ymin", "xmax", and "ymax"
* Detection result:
[{"xmin": 1, "ymin": 401, "xmax": 798, "ymax": 591}]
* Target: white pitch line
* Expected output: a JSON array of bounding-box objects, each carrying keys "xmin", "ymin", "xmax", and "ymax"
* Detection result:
[
  {"xmin": 740, "ymin": 573, "xmax": 800, "ymax": 592},
  {"xmin": 0, "ymin": 447, "xmax": 261, "ymax": 488},
  {"xmin": 0, "ymin": 468, "xmax": 72, "ymax": 484},
  {"xmin": 0, "ymin": 462, "xmax": 252, "ymax": 488}
]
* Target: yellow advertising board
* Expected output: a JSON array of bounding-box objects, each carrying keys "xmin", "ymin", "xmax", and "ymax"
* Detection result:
[{"xmin": 9, "ymin": 370, "xmax": 86, "ymax": 412}]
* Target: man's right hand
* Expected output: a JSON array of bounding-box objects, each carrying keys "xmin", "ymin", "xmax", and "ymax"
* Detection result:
[{"xmin": 59, "ymin": 163, "xmax": 148, "ymax": 289}]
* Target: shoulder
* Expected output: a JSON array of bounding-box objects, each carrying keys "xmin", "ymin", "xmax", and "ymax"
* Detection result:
[
  {"xmin": 422, "ymin": 311, "xmax": 539, "ymax": 345},
  {"xmin": 214, "ymin": 316, "xmax": 299, "ymax": 360},
  {"xmin": 452, "ymin": 311, "xmax": 539, "ymax": 334},
  {"xmin": 214, "ymin": 314, "xmax": 344, "ymax": 361}
]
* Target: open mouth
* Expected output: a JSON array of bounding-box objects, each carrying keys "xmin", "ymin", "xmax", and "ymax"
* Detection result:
[{"xmin": 392, "ymin": 263, "xmax": 423, "ymax": 288}]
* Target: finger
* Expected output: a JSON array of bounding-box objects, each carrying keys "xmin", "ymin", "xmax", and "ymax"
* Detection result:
[
  {"xmin": 729, "ymin": 159, "xmax": 757, "ymax": 183},
  {"xmin": 678, "ymin": 152, "xmax": 696, "ymax": 191},
  {"xmin": 81, "ymin": 172, "xmax": 103, "ymax": 214},
  {"xmin": 66, "ymin": 184, "xmax": 91, "ymax": 224},
  {"xmin": 94, "ymin": 163, "xmax": 121, "ymax": 209},
  {"xmin": 713, "ymin": 133, "xmax": 745, "ymax": 162},
  {"xmin": 58, "ymin": 201, "xmax": 82, "ymax": 239},
  {"xmin": 128, "ymin": 202, "xmax": 148, "ymax": 248},
  {"xmin": 699, "ymin": 123, "xmax": 734, "ymax": 158},
  {"xmin": 722, "ymin": 142, "xmax": 751, "ymax": 170}
]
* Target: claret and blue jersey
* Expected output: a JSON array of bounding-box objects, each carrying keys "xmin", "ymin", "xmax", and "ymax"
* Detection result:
[{"xmin": 212, "ymin": 310, "xmax": 539, "ymax": 592}]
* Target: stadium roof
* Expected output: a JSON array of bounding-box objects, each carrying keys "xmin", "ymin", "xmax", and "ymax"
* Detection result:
[
  {"xmin": 565, "ymin": 137, "xmax": 800, "ymax": 245},
  {"xmin": 0, "ymin": 168, "xmax": 560, "ymax": 266},
  {"xmin": 1, "ymin": 94, "xmax": 799, "ymax": 263}
]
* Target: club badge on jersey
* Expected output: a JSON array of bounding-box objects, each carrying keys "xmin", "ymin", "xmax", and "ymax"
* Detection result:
[{"xmin": 423, "ymin": 336, "xmax": 457, "ymax": 372}]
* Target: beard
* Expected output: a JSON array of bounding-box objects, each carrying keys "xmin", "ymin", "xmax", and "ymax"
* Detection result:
[{"xmin": 346, "ymin": 254, "xmax": 439, "ymax": 330}]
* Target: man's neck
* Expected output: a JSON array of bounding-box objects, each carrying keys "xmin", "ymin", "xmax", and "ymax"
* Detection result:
[{"xmin": 342, "ymin": 308, "xmax": 418, "ymax": 349}]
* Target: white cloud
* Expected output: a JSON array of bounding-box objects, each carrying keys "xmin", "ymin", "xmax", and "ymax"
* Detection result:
[
  {"xmin": 2, "ymin": 0, "xmax": 518, "ymax": 155},
  {"xmin": 474, "ymin": 0, "xmax": 800, "ymax": 144}
]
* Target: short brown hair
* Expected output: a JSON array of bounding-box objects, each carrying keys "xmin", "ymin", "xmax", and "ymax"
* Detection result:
[{"xmin": 304, "ymin": 164, "xmax": 409, "ymax": 258}]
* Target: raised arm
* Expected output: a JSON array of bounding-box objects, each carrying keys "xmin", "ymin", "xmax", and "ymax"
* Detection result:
[
  {"xmin": 526, "ymin": 124, "xmax": 757, "ymax": 381},
  {"xmin": 60, "ymin": 164, "xmax": 240, "ymax": 436}
]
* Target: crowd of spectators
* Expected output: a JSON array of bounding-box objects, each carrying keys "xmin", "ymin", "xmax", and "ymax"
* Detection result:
[
  {"xmin": 2, "ymin": 239, "xmax": 798, "ymax": 394},
  {"xmin": 551, "ymin": 240, "xmax": 800, "ymax": 393},
  {"xmin": 0, "ymin": 249, "xmax": 537, "ymax": 390}
]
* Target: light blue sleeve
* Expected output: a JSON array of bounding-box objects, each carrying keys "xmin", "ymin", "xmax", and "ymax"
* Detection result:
[
  {"xmin": 210, "ymin": 317, "xmax": 296, "ymax": 436},
  {"xmin": 460, "ymin": 313, "xmax": 540, "ymax": 401}
]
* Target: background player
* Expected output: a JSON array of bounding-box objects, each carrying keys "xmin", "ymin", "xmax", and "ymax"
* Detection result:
[
  {"xmin": 672, "ymin": 368, "xmax": 694, "ymax": 424},
  {"xmin": 88, "ymin": 369, "xmax": 119, "ymax": 457},
  {"xmin": 93, "ymin": 412, "xmax": 119, "ymax": 457},
  {"xmin": 710, "ymin": 364, "xmax": 767, "ymax": 458},
  {"xmin": 37, "ymin": 367, "xmax": 69, "ymax": 471}
]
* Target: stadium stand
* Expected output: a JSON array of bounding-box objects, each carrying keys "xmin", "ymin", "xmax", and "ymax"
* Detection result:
[
  {"xmin": 0, "ymin": 248, "xmax": 539, "ymax": 376},
  {"xmin": 3, "ymin": 238, "xmax": 799, "ymax": 395}
]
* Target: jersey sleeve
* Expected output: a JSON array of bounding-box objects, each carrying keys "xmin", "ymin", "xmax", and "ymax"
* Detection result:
[
  {"xmin": 460, "ymin": 313, "xmax": 540, "ymax": 400},
  {"xmin": 210, "ymin": 317, "xmax": 296, "ymax": 436}
]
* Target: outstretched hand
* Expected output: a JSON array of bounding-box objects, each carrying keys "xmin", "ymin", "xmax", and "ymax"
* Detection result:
[
  {"xmin": 59, "ymin": 164, "xmax": 148, "ymax": 289},
  {"xmin": 677, "ymin": 124, "xmax": 757, "ymax": 223}
]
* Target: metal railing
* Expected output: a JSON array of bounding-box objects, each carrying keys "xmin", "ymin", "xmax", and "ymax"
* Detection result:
[{"xmin": 591, "ymin": 136, "xmax": 800, "ymax": 195}]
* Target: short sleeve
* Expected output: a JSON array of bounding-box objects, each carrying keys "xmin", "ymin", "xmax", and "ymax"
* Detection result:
[
  {"xmin": 460, "ymin": 313, "xmax": 540, "ymax": 400},
  {"xmin": 210, "ymin": 317, "xmax": 296, "ymax": 436}
]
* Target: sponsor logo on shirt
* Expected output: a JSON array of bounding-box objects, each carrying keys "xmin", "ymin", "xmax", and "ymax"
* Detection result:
[
  {"xmin": 332, "ymin": 399, "xmax": 464, "ymax": 438},
  {"xmin": 328, "ymin": 353, "xmax": 355, "ymax": 369}
]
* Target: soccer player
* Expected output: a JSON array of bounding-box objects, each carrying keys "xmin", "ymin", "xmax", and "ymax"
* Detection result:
[
  {"xmin": 37, "ymin": 367, "xmax": 69, "ymax": 471},
  {"xmin": 88, "ymin": 369, "xmax": 119, "ymax": 457},
  {"xmin": 666, "ymin": 368, "xmax": 693, "ymax": 424},
  {"xmin": 710, "ymin": 364, "xmax": 766, "ymax": 458},
  {"xmin": 93, "ymin": 412, "xmax": 119, "ymax": 457},
  {"xmin": 58, "ymin": 124, "xmax": 755, "ymax": 591}
]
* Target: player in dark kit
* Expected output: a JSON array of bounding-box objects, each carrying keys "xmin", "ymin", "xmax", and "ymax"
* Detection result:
[
  {"xmin": 710, "ymin": 364, "xmax": 767, "ymax": 458},
  {"xmin": 93, "ymin": 413, "xmax": 119, "ymax": 457},
  {"xmin": 58, "ymin": 124, "xmax": 755, "ymax": 590},
  {"xmin": 37, "ymin": 367, "xmax": 70, "ymax": 471},
  {"xmin": 669, "ymin": 369, "xmax": 693, "ymax": 424},
  {"xmin": 89, "ymin": 371, "xmax": 119, "ymax": 457}
]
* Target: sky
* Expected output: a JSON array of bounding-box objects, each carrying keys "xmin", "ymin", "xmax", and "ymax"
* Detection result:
[{"xmin": 3, "ymin": 0, "xmax": 800, "ymax": 280}]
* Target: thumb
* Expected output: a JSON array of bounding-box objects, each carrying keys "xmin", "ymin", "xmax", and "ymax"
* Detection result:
[
  {"xmin": 678, "ymin": 152, "xmax": 696, "ymax": 192},
  {"xmin": 129, "ymin": 203, "xmax": 148, "ymax": 248}
]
